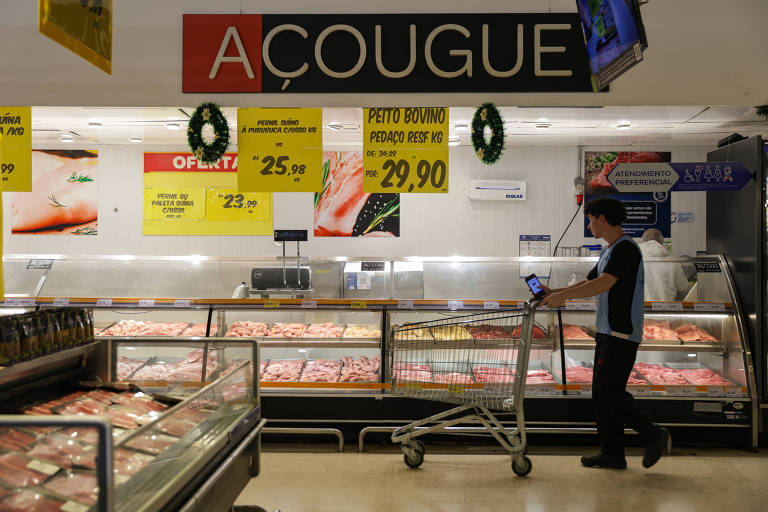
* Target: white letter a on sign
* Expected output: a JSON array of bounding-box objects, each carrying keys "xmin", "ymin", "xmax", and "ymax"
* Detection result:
[{"xmin": 209, "ymin": 26, "xmax": 255, "ymax": 79}]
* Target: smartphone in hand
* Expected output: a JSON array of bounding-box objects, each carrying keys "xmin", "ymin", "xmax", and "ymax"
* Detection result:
[{"xmin": 525, "ymin": 274, "xmax": 546, "ymax": 300}]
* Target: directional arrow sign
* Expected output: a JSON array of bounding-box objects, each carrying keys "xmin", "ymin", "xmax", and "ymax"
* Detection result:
[{"xmin": 609, "ymin": 161, "xmax": 752, "ymax": 193}]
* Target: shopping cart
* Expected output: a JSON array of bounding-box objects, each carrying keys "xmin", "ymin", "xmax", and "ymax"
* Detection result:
[{"xmin": 389, "ymin": 300, "xmax": 539, "ymax": 476}]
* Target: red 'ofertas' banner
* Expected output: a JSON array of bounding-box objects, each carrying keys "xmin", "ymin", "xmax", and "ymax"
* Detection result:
[
  {"xmin": 182, "ymin": 14, "xmax": 262, "ymax": 93},
  {"xmin": 143, "ymin": 153, "xmax": 239, "ymax": 172}
]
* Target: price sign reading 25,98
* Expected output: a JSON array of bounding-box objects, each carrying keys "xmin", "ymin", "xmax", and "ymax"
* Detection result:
[{"xmin": 372, "ymin": 154, "xmax": 447, "ymax": 192}]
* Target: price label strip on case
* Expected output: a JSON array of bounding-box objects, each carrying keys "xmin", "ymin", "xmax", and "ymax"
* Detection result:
[
  {"xmin": 483, "ymin": 301, "xmax": 500, "ymax": 310},
  {"xmin": 53, "ymin": 298, "xmax": 70, "ymax": 306},
  {"xmin": 397, "ymin": 300, "xmax": 414, "ymax": 309},
  {"xmin": 96, "ymin": 298, "xmax": 113, "ymax": 307},
  {"xmin": 694, "ymin": 302, "xmax": 726, "ymax": 312},
  {"xmin": 174, "ymin": 299, "xmax": 191, "ymax": 308},
  {"xmin": 651, "ymin": 301, "xmax": 683, "ymax": 311},
  {"xmin": 238, "ymin": 108, "xmax": 323, "ymax": 193},
  {"xmin": 363, "ymin": 107, "xmax": 449, "ymax": 194},
  {"xmin": 301, "ymin": 300, "xmax": 317, "ymax": 309},
  {"xmin": 138, "ymin": 299, "xmax": 155, "ymax": 307},
  {"xmin": 264, "ymin": 299, "xmax": 281, "ymax": 308}
]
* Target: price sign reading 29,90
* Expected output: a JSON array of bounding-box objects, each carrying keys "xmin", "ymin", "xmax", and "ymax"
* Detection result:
[
  {"xmin": 364, "ymin": 150, "xmax": 448, "ymax": 193},
  {"xmin": 378, "ymin": 157, "xmax": 446, "ymax": 192}
]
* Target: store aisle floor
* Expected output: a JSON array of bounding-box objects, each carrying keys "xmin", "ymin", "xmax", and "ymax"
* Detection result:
[{"xmin": 236, "ymin": 446, "xmax": 767, "ymax": 512}]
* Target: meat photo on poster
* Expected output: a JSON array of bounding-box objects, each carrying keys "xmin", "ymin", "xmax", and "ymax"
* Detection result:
[
  {"xmin": 584, "ymin": 151, "xmax": 672, "ymax": 195},
  {"xmin": 314, "ymin": 151, "xmax": 400, "ymax": 237},
  {"xmin": 10, "ymin": 150, "xmax": 98, "ymax": 235}
]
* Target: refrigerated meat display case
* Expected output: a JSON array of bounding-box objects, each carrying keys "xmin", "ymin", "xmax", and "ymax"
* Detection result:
[
  {"xmin": 0, "ymin": 325, "xmax": 264, "ymax": 512},
  {"xmin": 1, "ymin": 254, "xmax": 758, "ymax": 449}
]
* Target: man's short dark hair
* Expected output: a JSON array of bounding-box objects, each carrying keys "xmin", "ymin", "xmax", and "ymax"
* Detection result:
[{"xmin": 584, "ymin": 198, "xmax": 626, "ymax": 226}]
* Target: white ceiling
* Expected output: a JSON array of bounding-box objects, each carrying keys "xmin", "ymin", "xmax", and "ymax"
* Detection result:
[{"xmin": 31, "ymin": 106, "xmax": 768, "ymax": 148}]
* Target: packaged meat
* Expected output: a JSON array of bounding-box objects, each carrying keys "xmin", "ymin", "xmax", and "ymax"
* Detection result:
[
  {"xmin": 0, "ymin": 489, "xmax": 67, "ymax": 512},
  {"xmin": 393, "ymin": 327, "xmax": 433, "ymax": 341},
  {"xmin": 124, "ymin": 433, "xmax": 177, "ymax": 455},
  {"xmin": 675, "ymin": 368, "xmax": 732, "ymax": 386},
  {"xmin": 472, "ymin": 366, "xmax": 514, "ymax": 383},
  {"xmin": 300, "ymin": 359, "xmax": 342, "ymax": 382},
  {"xmin": 525, "ymin": 370, "xmax": 556, "ymax": 384},
  {"xmin": 561, "ymin": 324, "xmax": 593, "ymax": 340},
  {"xmin": 43, "ymin": 472, "xmax": 98, "ymax": 506},
  {"xmin": 339, "ymin": 355, "xmax": 381, "ymax": 382},
  {"xmin": 58, "ymin": 428, "xmax": 99, "ymax": 446},
  {"xmin": 433, "ymin": 372, "xmax": 474, "ymax": 384},
  {"xmin": 97, "ymin": 320, "xmax": 151, "ymax": 337},
  {"xmin": 430, "ymin": 325, "xmax": 472, "ymax": 341},
  {"xmin": 84, "ymin": 389, "xmax": 118, "ymax": 405},
  {"xmin": 26, "ymin": 435, "xmax": 95, "ymax": 470},
  {"xmin": 53, "ymin": 398, "xmax": 107, "ymax": 417},
  {"xmin": 180, "ymin": 323, "xmax": 217, "ymax": 337},
  {"xmin": 224, "ymin": 321, "xmax": 268, "ymax": 337},
  {"xmin": 262, "ymin": 359, "xmax": 305, "ymax": 382},
  {"xmin": 342, "ymin": 325, "xmax": 381, "ymax": 338},
  {"xmin": 303, "ymin": 322, "xmax": 345, "ymax": 338},
  {"xmin": 266, "ymin": 323, "xmax": 307, "ymax": 338},
  {"xmin": 172, "ymin": 407, "xmax": 212, "ymax": 423},
  {"xmin": 103, "ymin": 405, "xmax": 142, "ymax": 430},
  {"xmin": 0, "ymin": 452, "xmax": 55, "ymax": 487},
  {"xmin": 643, "ymin": 320, "xmax": 680, "ymax": 341},
  {"xmin": 465, "ymin": 325, "xmax": 511, "ymax": 339},
  {"xmin": 565, "ymin": 366, "xmax": 593, "ymax": 384},
  {"xmin": 116, "ymin": 357, "xmax": 149, "ymax": 381},
  {"xmin": 393, "ymin": 363, "xmax": 433, "ymax": 382},
  {"xmin": 139, "ymin": 322, "xmax": 189, "ymax": 337},
  {"xmin": 510, "ymin": 324, "xmax": 548, "ymax": 340},
  {"xmin": 154, "ymin": 416, "xmax": 196, "ymax": 438},
  {"xmin": 0, "ymin": 429, "xmax": 37, "ymax": 451},
  {"xmin": 221, "ymin": 382, "xmax": 248, "ymax": 401},
  {"xmin": 634, "ymin": 363, "xmax": 690, "ymax": 385},
  {"xmin": 109, "ymin": 393, "xmax": 166, "ymax": 414},
  {"xmin": 627, "ymin": 371, "xmax": 648, "ymax": 385},
  {"xmin": 113, "ymin": 448, "xmax": 154, "ymax": 477},
  {"xmin": 673, "ymin": 324, "xmax": 718, "ymax": 342}
]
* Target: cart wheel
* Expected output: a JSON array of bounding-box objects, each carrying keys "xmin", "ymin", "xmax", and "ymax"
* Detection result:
[
  {"xmin": 403, "ymin": 441, "xmax": 425, "ymax": 469},
  {"xmin": 512, "ymin": 456, "xmax": 532, "ymax": 477}
]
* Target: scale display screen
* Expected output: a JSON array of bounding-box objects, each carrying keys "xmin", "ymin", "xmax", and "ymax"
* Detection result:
[{"xmin": 274, "ymin": 229, "xmax": 308, "ymax": 242}]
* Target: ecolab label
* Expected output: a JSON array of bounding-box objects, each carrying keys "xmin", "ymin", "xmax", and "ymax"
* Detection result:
[{"xmin": 143, "ymin": 153, "xmax": 239, "ymax": 172}]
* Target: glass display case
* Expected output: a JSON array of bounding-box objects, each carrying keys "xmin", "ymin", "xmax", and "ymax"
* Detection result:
[
  {"xmin": 0, "ymin": 337, "xmax": 263, "ymax": 512},
  {"xmin": 1, "ymin": 253, "xmax": 758, "ymax": 449}
]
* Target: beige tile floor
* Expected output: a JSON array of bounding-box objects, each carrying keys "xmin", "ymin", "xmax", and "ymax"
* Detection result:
[{"xmin": 236, "ymin": 445, "xmax": 768, "ymax": 512}]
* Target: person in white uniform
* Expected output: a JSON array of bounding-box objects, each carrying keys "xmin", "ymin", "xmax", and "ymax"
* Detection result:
[{"xmin": 638, "ymin": 228, "xmax": 689, "ymax": 301}]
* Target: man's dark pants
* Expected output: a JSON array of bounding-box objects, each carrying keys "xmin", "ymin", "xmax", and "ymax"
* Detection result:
[{"xmin": 592, "ymin": 333, "xmax": 660, "ymax": 457}]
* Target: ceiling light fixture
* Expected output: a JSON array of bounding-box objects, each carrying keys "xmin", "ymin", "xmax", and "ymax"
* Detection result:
[
  {"xmin": 617, "ymin": 120, "xmax": 632, "ymax": 130},
  {"xmin": 60, "ymin": 134, "xmax": 74, "ymax": 142},
  {"xmin": 454, "ymin": 123, "xmax": 469, "ymax": 132},
  {"xmin": 448, "ymin": 136, "xmax": 461, "ymax": 146},
  {"xmin": 535, "ymin": 118, "xmax": 551, "ymax": 129},
  {"xmin": 165, "ymin": 122, "xmax": 181, "ymax": 130},
  {"xmin": 88, "ymin": 121, "xmax": 102, "ymax": 128},
  {"xmin": 129, "ymin": 137, "xmax": 143, "ymax": 143},
  {"xmin": 326, "ymin": 122, "xmax": 343, "ymax": 131}
]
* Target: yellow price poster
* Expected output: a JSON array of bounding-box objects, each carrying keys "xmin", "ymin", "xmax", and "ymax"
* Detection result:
[
  {"xmin": 206, "ymin": 188, "xmax": 271, "ymax": 222},
  {"xmin": 143, "ymin": 188, "xmax": 205, "ymax": 221},
  {"xmin": 0, "ymin": 107, "xmax": 32, "ymax": 192},
  {"xmin": 142, "ymin": 153, "xmax": 272, "ymax": 236},
  {"xmin": 38, "ymin": 0, "xmax": 113, "ymax": 74},
  {"xmin": 363, "ymin": 107, "xmax": 449, "ymax": 194},
  {"xmin": 237, "ymin": 108, "xmax": 323, "ymax": 193}
]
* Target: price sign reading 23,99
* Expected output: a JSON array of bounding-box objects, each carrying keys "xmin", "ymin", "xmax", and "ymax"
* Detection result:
[{"xmin": 363, "ymin": 107, "xmax": 449, "ymax": 194}]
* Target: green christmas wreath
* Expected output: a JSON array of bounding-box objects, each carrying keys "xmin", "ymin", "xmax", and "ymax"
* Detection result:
[
  {"xmin": 471, "ymin": 103, "xmax": 505, "ymax": 165},
  {"xmin": 187, "ymin": 102, "xmax": 229, "ymax": 164}
]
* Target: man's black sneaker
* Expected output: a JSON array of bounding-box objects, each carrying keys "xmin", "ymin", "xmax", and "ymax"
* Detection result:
[
  {"xmin": 642, "ymin": 427, "xmax": 670, "ymax": 468},
  {"xmin": 580, "ymin": 454, "xmax": 627, "ymax": 469}
]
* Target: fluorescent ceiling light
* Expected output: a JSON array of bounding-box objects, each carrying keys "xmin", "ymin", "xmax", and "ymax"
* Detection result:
[
  {"xmin": 129, "ymin": 137, "xmax": 143, "ymax": 143},
  {"xmin": 326, "ymin": 122, "xmax": 359, "ymax": 132},
  {"xmin": 617, "ymin": 120, "xmax": 632, "ymax": 130},
  {"xmin": 165, "ymin": 122, "xmax": 181, "ymax": 130},
  {"xmin": 448, "ymin": 136, "xmax": 461, "ymax": 146},
  {"xmin": 454, "ymin": 123, "xmax": 469, "ymax": 132},
  {"xmin": 60, "ymin": 133, "xmax": 74, "ymax": 142}
]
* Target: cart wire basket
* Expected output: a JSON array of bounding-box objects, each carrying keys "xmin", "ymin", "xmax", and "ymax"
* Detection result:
[{"xmin": 389, "ymin": 300, "xmax": 539, "ymax": 476}]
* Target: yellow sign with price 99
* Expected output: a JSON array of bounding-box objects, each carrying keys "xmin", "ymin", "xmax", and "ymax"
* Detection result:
[
  {"xmin": 238, "ymin": 108, "xmax": 323, "ymax": 193},
  {"xmin": 363, "ymin": 107, "xmax": 449, "ymax": 194},
  {"xmin": 0, "ymin": 107, "xmax": 32, "ymax": 192},
  {"xmin": 206, "ymin": 188, "xmax": 271, "ymax": 222}
]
